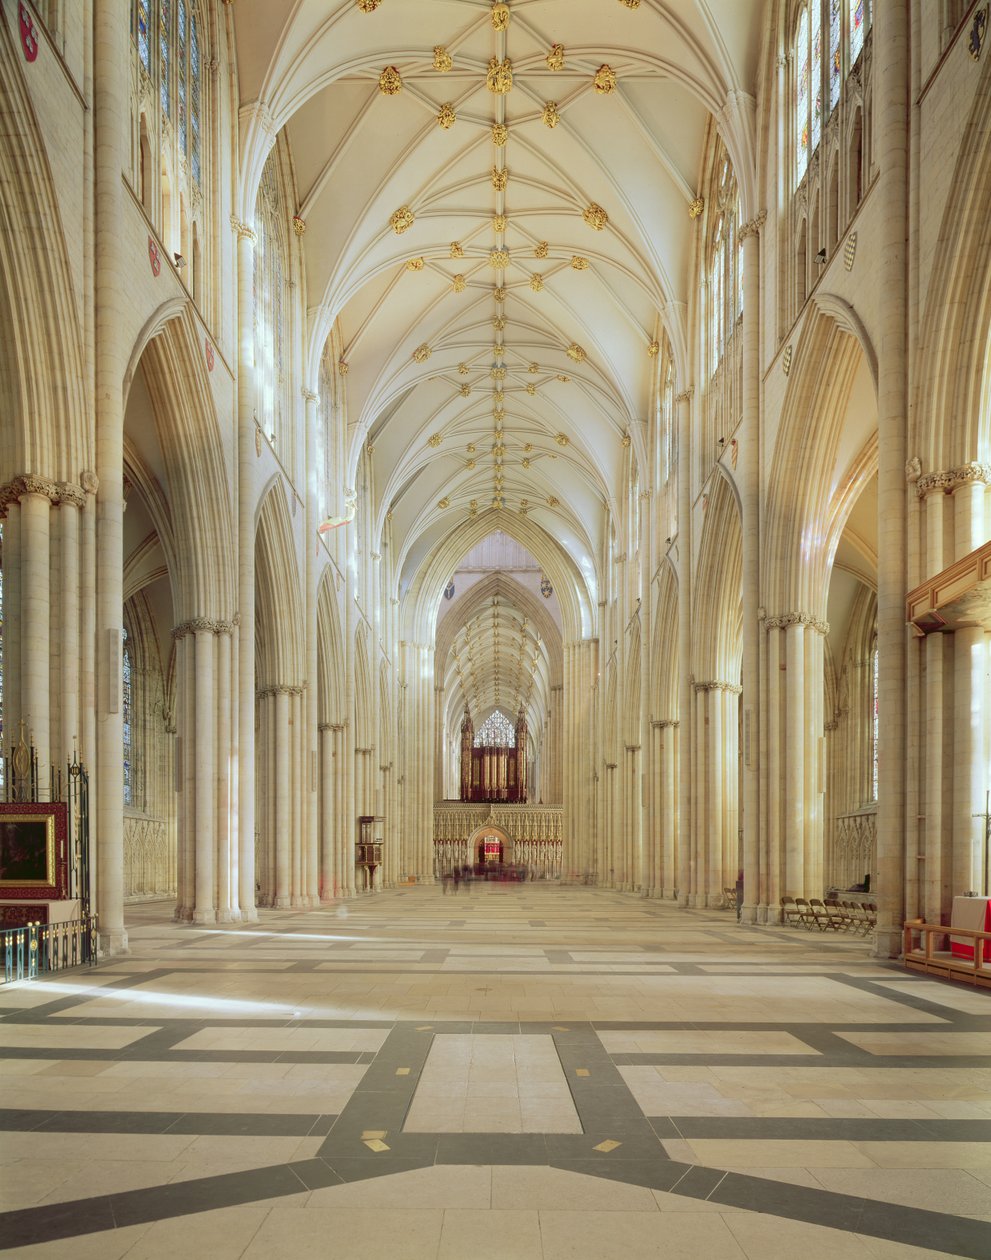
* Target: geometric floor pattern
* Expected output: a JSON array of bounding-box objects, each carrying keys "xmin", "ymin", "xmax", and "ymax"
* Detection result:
[{"xmin": 1, "ymin": 884, "xmax": 990, "ymax": 1258}]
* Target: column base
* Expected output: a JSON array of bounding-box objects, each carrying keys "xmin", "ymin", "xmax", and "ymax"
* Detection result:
[
  {"xmin": 241, "ymin": 907, "xmax": 259, "ymax": 922},
  {"xmin": 99, "ymin": 929, "xmax": 129, "ymax": 957},
  {"xmin": 274, "ymin": 897, "xmax": 292, "ymax": 909},
  {"xmin": 216, "ymin": 910, "xmax": 235, "ymax": 923},
  {"xmin": 192, "ymin": 908, "xmax": 217, "ymax": 925},
  {"xmin": 872, "ymin": 926, "xmax": 903, "ymax": 959}
]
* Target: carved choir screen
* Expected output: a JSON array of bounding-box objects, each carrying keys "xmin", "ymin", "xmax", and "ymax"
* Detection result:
[{"xmin": 460, "ymin": 707, "xmax": 528, "ymax": 803}]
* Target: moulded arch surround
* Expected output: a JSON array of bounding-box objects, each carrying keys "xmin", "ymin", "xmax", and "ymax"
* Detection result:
[
  {"xmin": 316, "ymin": 569, "xmax": 346, "ymax": 725},
  {"xmin": 914, "ymin": 49, "xmax": 991, "ymax": 468},
  {"xmin": 255, "ymin": 478, "xmax": 305, "ymax": 687},
  {"xmin": 650, "ymin": 559, "xmax": 680, "ymax": 718},
  {"xmin": 764, "ymin": 302, "xmax": 878, "ymax": 618},
  {"xmin": 692, "ymin": 467, "xmax": 743, "ymax": 683},
  {"xmin": 403, "ymin": 511, "xmax": 595, "ymax": 645},
  {"xmin": 134, "ymin": 310, "xmax": 237, "ymax": 621}
]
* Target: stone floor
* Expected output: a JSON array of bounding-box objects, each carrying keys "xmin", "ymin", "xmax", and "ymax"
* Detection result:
[{"xmin": 0, "ymin": 883, "xmax": 990, "ymax": 1259}]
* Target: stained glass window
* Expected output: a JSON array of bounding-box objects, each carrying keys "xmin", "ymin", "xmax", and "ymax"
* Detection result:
[
  {"xmin": 811, "ymin": 0, "xmax": 823, "ymax": 151},
  {"xmin": 795, "ymin": 7, "xmax": 810, "ymax": 184},
  {"xmin": 177, "ymin": 0, "xmax": 187, "ymax": 153},
  {"xmin": 136, "ymin": 0, "xmax": 151, "ymax": 72},
  {"xmin": 190, "ymin": 13, "xmax": 201, "ymax": 183},
  {"xmin": 829, "ymin": 0, "xmax": 841, "ymax": 111},
  {"xmin": 474, "ymin": 710, "xmax": 516, "ymax": 748},
  {"xmin": 159, "ymin": 0, "xmax": 171, "ymax": 117},
  {"xmin": 123, "ymin": 632, "xmax": 133, "ymax": 807},
  {"xmin": 871, "ymin": 641, "xmax": 879, "ymax": 801},
  {"xmin": 850, "ymin": 0, "xmax": 865, "ymax": 65}
]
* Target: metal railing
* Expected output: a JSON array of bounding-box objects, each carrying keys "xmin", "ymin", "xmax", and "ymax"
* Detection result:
[{"xmin": 1, "ymin": 916, "xmax": 99, "ymax": 985}]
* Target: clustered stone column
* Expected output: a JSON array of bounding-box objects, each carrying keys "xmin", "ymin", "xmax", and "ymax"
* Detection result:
[
  {"xmin": 915, "ymin": 462, "xmax": 991, "ymax": 919},
  {"xmin": 675, "ymin": 388, "xmax": 694, "ymax": 908},
  {"xmin": 761, "ymin": 613, "xmax": 828, "ymax": 911},
  {"xmin": 172, "ymin": 618, "xmax": 238, "ymax": 923},
  {"xmin": 690, "ymin": 681, "xmax": 741, "ymax": 906},
  {"xmin": 562, "ymin": 638, "xmax": 598, "ymax": 878}
]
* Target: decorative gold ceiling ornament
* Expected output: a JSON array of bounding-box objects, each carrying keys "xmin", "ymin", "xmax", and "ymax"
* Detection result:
[
  {"xmin": 621, "ymin": 432, "xmax": 632, "ymax": 447},
  {"xmin": 493, "ymin": 442, "xmax": 506, "ymax": 457},
  {"xmin": 494, "ymin": 389, "xmax": 505, "ymax": 403},
  {"xmin": 493, "ymin": 213, "xmax": 507, "ymax": 232},
  {"xmin": 467, "ymin": 443, "xmax": 476, "ymax": 454},
  {"xmin": 491, "ymin": 122, "xmax": 509, "ymax": 146},
  {"xmin": 493, "ymin": 343, "xmax": 505, "ymax": 357},
  {"xmin": 390, "ymin": 205, "xmax": 415, "ymax": 234},
  {"xmin": 519, "ymin": 501, "xmax": 529, "ymax": 516},
  {"xmin": 357, "ymin": 0, "xmax": 381, "ymax": 12},
  {"xmin": 469, "ymin": 499, "xmax": 479, "ymax": 516},
  {"xmin": 648, "ymin": 339, "xmax": 660, "ymax": 357},
  {"xmin": 523, "ymin": 442, "xmax": 534, "ymax": 452},
  {"xmin": 486, "ymin": 57, "xmax": 513, "ymax": 94},
  {"xmin": 437, "ymin": 103, "xmax": 456, "ymax": 129},
  {"xmin": 521, "ymin": 458, "xmax": 531, "ymax": 469},
  {"xmin": 291, "ymin": 214, "xmax": 306, "ymax": 237},
  {"xmin": 459, "ymin": 383, "xmax": 471, "ymax": 397},
  {"xmin": 617, "ymin": 0, "xmax": 641, "ymax": 7},
  {"xmin": 491, "ymin": 166, "xmax": 509, "ymax": 191},
  {"xmin": 491, "ymin": 367, "xmax": 507, "ymax": 380},
  {"xmin": 338, "ymin": 360, "xmax": 350, "ymax": 376},
  {"xmin": 594, "ymin": 64, "xmax": 617, "ymax": 94},
  {"xmin": 493, "ymin": 315, "xmax": 507, "ymax": 331},
  {"xmin": 525, "ymin": 383, "xmax": 536, "ymax": 395},
  {"xmin": 379, "ymin": 65, "xmax": 402, "ymax": 95},
  {"xmin": 548, "ymin": 495, "xmax": 559, "ymax": 507},
  {"xmin": 583, "ymin": 203, "xmax": 608, "ymax": 231},
  {"xmin": 427, "ymin": 433, "xmax": 442, "ymax": 448},
  {"xmin": 458, "ymin": 362, "xmax": 470, "ymax": 375},
  {"xmin": 450, "ymin": 241, "xmax": 464, "ymax": 259},
  {"xmin": 542, "ymin": 101, "xmax": 560, "ymax": 128},
  {"xmin": 433, "ymin": 45, "xmax": 453, "ymax": 72},
  {"xmin": 489, "ymin": 247, "xmax": 510, "ymax": 268},
  {"xmin": 566, "ymin": 342, "xmax": 587, "ymax": 363},
  {"xmin": 571, "ymin": 255, "xmax": 590, "ymax": 270},
  {"xmin": 556, "ymin": 375, "xmax": 570, "ymax": 383},
  {"xmin": 406, "ymin": 256, "xmax": 425, "ymax": 271},
  {"xmin": 494, "ymin": 286, "xmax": 507, "ymax": 301},
  {"xmin": 528, "ymin": 362, "xmax": 539, "ymax": 373},
  {"xmin": 466, "ymin": 459, "xmax": 477, "ymax": 470},
  {"xmin": 555, "ymin": 432, "xmax": 569, "ymax": 445},
  {"xmin": 412, "ymin": 343, "xmax": 431, "ymax": 364},
  {"xmin": 688, "ymin": 196, "xmax": 704, "ymax": 219},
  {"xmin": 491, "ymin": 2, "xmax": 510, "ymax": 31},
  {"xmin": 546, "ymin": 43, "xmax": 565, "ymax": 71},
  {"xmin": 534, "ymin": 241, "xmax": 549, "ymax": 260},
  {"xmin": 438, "ymin": 497, "xmax": 450, "ymax": 509},
  {"xmin": 530, "ymin": 274, "xmax": 544, "ymax": 292},
  {"xmin": 452, "ymin": 274, "xmax": 467, "ymax": 293}
]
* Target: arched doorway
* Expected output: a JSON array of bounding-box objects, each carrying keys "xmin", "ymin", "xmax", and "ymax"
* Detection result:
[{"xmin": 468, "ymin": 824, "xmax": 514, "ymax": 872}]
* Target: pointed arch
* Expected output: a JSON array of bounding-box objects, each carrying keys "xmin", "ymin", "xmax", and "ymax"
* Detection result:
[
  {"xmin": 764, "ymin": 300, "xmax": 877, "ymax": 617},
  {"xmin": 0, "ymin": 18, "xmax": 86, "ymax": 482},
  {"xmin": 692, "ymin": 471, "xmax": 743, "ymax": 683},
  {"xmin": 650, "ymin": 560, "xmax": 679, "ymax": 719},
  {"xmin": 316, "ymin": 570, "xmax": 345, "ymax": 725},
  {"xmin": 255, "ymin": 479, "xmax": 304, "ymax": 687}
]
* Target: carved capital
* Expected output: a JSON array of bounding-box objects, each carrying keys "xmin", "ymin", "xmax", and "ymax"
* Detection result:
[
  {"xmin": 651, "ymin": 718, "xmax": 680, "ymax": 729},
  {"xmin": 916, "ymin": 461, "xmax": 991, "ymax": 498},
  {"xmin": 0, "ymin": 474, "xmax": 60, "ymax": 509},
  {"xmin": 56, "ymin": 482, "xmax": 87, "ymax": 509},
  {"xmin": 739, "ymin": 210, "xmax": 767, "ymax": 240},
  {"xmin": 674, "ymin": 387, "xmax": 695, "ymax": 404},
  {"xmin": 230, "ymin": 215, "xmax": 257, "ymax": 243},
  {"xmin": 762, "ymin": 611, "xmax": 830, "ymax": 636},
  {"xmin": 693, "ymin": 680, "xmax": 743, "ymax": 694},
  {"xmin": 80, "ymin": 469, "xmax": 100, "ymax": 494},
  {"xmin": 255, "ymin": 683, "xmax": 305, "ymax": 699},
  {"xmin": 172, "ymin": 617, "xmax": 236, "ymax": 640},
  {"xmin": 301, "ymin": 388, "xmax": 319, "ymax": 403}
]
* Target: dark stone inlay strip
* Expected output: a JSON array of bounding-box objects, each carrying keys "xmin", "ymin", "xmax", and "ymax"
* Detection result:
[
  {"xmin": 0, "ymin": 1047, "xmax": 373, "ymax": 1065},
  {"xmin": 611, "ymin": 1052, "xmax": 991, "ymax": 1069},
  {"xmin": 0, "ymin": 1109, "xmax": 338, "ymax": 1137},
  {"xmin": 662, "ymin": 1115, "xmax": 991, "ymax": 1142}
]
